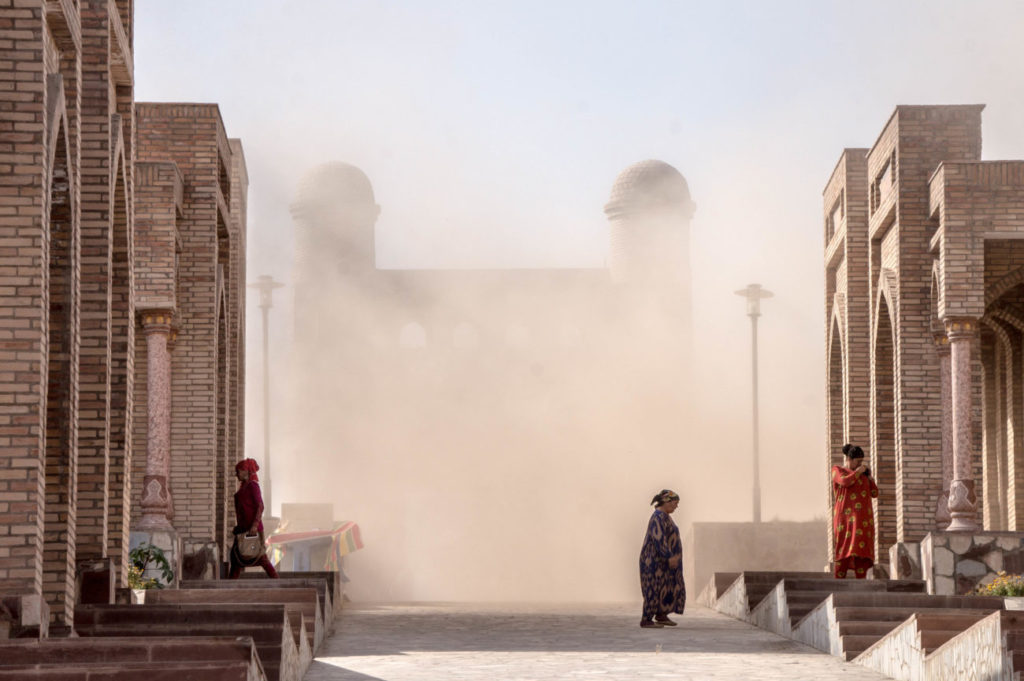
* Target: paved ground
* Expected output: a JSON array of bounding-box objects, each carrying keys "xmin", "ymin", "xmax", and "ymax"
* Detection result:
[{"xmin": 305, "ymin": 603, "xmax": 892, "ymax": 680}]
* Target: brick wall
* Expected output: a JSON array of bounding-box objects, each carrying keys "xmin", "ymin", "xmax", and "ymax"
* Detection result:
[
  {"xmin": 133, "ymin": 103, "xmax": 246, "ymax": 549},
  {"xmin": 830, "ymin": 106, "xmax": 1024, "ymax": 567},
  {"xmin": 823, "ymin": 148, "xmax": 870, "ymax": 563}
]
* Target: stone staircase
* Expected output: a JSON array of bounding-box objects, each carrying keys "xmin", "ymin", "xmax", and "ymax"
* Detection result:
[
  {"xmin": 707, "ymin": 570, "xmax": 1023, "ymax": 679},
  {"xmin": 239, "ymin": 570, "xmax": 345, "ymax": 621},
  {"xmin": 800, "ymin": 592, "xmax": 1004, "ymax": 660},
  {"xmin": 74, "ymin": 603, "xmax": 301, "ymax": 681},
  {"xmin": 182, "ymin": 577, "xmax": 336, "ymax": 635},
  {"xmin": 0, "ymin": 570, "xmax": 341, "ymax": 681},
  {"xmin": 147, "ymin": 586, "xmax": 323, "ymax": 653},
  {"xmin": 0, "ymin": 635, "xmax": 265, "ymax": 681}
]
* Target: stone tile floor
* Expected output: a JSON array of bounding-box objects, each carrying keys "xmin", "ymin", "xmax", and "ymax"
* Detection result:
[{"xmin": 305, "ymin": 603, "xmax": 892, "ymax": 680}]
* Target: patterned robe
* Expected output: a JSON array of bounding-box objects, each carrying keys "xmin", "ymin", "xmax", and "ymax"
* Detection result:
[
  {"xmin": 639, "ymin": 509, "xmax": 685, "ymax": 620},
  {"xmin": 832, "ymin": 465, "xmax": 879, "ymax": 563}
]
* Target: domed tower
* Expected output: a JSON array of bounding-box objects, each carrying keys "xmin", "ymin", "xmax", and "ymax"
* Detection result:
[
  {"xmin": 604, "ymin": 159, "xmax": 695, "ymax": 285},
  {"xmin": 290, "ymin": 162, "xmax": 381, "ymax": 347},
  {"xmin": 604, "ymin": 160, "xmax": 695, "ymax": 355},
  {"xmin": 290, "ymin": 162, "xmax": 381, "ymax": 278}
]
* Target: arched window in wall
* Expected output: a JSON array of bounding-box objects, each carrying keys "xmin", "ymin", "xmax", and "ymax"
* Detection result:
[{"xmin": 399, "ymin": 322, "xmax": 427, "ymax": 349}]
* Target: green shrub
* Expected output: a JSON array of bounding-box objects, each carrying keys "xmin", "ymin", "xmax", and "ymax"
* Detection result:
[{"xmin": 129, "ymin": 543, "xmax": 174, "ymax": 588}]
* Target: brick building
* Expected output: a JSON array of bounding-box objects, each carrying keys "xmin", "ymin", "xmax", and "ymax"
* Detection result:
[
  {"xmin": 0, "ymin": 1, "xmax": 247, "ymax": 629},
  {"xmin": 825, "ymin": 105, "xmax": 1024, "ymax": 591}
]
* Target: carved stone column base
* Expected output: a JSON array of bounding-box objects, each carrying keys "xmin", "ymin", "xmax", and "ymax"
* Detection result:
[
  {"xmin": 129, "ymin": 529, "xmax": 182, "ymax": 588},
  {"xmin": 945, "ymin": 479, "xmax": 979, "ymax": 532},
  {"xmin": 136, "ymin": 474, "xmax": 173, "ymax": 531}
]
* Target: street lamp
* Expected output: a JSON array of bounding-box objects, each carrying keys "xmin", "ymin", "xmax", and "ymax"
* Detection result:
[
  {"xmin": 249, "ymin": 275, "xmax": 285, "ymax": 522},
  {"xmin": 734, "ymin": 283, "xmax": 773, "ymax": 523}
]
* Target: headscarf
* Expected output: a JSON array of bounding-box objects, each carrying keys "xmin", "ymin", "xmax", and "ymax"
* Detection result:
[
  {"xmin": 235, "ymin": 458, "xmax": 260, "ymax": 482},
  {"xmin": 651, "ymin": 489, "xmax": 680, "ymax": 506}
]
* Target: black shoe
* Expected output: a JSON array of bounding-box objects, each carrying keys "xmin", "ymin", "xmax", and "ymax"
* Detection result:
[
  {"xmin": 640, "ymin": 620, "xmax": 664, "ymax": 628},
  {"xmin": 655, "ymin": 616, "xmax": 677, "ymax": 626}
]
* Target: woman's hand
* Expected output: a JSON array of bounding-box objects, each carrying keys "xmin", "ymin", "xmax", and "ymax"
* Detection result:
[
  {"xmin": 249, "ymin": 525, "xmax": 258, "ymax": 535},
  {"xmin": 855, "ymin": 464, "xmax": 868, "ymax": 476},
  {"xmin": 668, "ymin": 555, "xmax": 680, "ymax": 569}
]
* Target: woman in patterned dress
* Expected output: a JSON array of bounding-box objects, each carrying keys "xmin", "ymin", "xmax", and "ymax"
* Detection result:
[
  {"xmin": 832, "ymin": 444, "xmax": 879, "ymax": 579},
  {"xmin": 639, "ymin": 489, "xmax": 686, "ymax": 628}
]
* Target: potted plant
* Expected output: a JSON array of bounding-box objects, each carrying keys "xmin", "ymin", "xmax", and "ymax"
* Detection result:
[
  {"xmin": 971, "ymin": 571, "xmax": 1024, "ymax": 609},
  {"xmin": 128, "ymin": 543, "xmax": 175, "ymax": 602}
]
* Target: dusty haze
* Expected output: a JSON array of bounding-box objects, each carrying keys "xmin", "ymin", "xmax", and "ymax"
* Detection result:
[{"xmin": 130, "ymin": 1, "xmax": 1024, "ymax": 601}]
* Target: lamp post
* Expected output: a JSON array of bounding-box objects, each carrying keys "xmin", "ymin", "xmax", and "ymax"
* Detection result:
[
  {"xmin": 735, "ymin": 283, "xmax": 773, "ymax": 523},
  {"xmin": 249, "ymin": 275, "xmax": 285, "ymax": 520}
]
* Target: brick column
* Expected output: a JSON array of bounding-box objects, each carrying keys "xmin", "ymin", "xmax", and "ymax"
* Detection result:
[
  {"xmin": 946, "ymin": 318, "xmax": 980, "ymax": 532},
  {"xmin": 935, "ymin": 335, "xmax": 952, "ymax": 529},
  {"xmin": 136, "ymin": 311, "xmax": 174, "ymax": 531}
]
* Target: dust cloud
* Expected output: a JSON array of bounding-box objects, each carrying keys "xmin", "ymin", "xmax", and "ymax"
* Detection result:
[{"xmin": 270, "ymin": 161, "xmax": 798, "ymax": 602}]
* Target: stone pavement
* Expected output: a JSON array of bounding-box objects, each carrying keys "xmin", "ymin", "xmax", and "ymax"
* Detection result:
[{"xmin": 304, "ymin": 603, "xmax": 892, "ymax": 680}]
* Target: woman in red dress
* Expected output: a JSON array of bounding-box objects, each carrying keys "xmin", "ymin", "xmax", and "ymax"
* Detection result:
[
  {"xmin": 832, "ymin": 444, "xmax": 879, "ymax": 579},
  {"xmin": 229, "ymin": 458, "xmax": 279, "ymax": 579}
]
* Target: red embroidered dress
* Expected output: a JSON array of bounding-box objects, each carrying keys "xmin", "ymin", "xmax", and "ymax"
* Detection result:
[{"xmin": 831, "ymin": 466, "xmax": 879, "ymax": 563}]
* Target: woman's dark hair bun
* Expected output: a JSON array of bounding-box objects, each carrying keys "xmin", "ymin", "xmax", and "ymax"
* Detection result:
[{"xmin": 843, "ymin": 444, "xmax": 864, "ymax": 458}]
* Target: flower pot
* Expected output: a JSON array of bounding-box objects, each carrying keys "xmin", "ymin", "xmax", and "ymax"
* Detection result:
[
  {"xmin": 1004, "ymin": 596, "xmax": 1024, "ymax": 610},
  {"xmin": 131, "ymin": 589, "xmax": 146, "ymax": 605}
]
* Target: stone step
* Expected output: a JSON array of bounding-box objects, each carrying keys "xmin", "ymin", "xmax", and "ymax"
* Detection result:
[
  {"xmin": 0, "ymin": 661, "xmax": 254, "ymax": 680},
  {"xmin": 920, "ymin": 629, "xmax": 972, "ymax": 652},
  {"xmin": 0, "ymin": 636, "xmax": 259, "ymax": 667},
  {"xmin": 181, "ymin": 578, "xmax": 334, "ymax": 628},
  {"xmin": 840, "ymin": 634, "xmax": 882, "ymax": 659},
  {"xmin": 833, "ymin": 606, "xmax": 1000, "ymax": 622},
  {"xmin": 837, "ymin": 621, "xmax": 900, "ymax": 637},
  {"xmin": 830, "ymin": 592, "xmax": 1005, "ymax": 609},
  {"xmin": 74, "ymin": 604, "xmax": 299, "ymax": 681},
  {"xmin": 786, "ymin": 592, "xmax": 839, "ymax": 605},
  {"xmin": 709, "ymin": 573, "xmax": 741, "ymax": 599},
  {"xmin": 239, "ymin": 570, "xmax": 343, "ymax": 618},
  {"xmin": 146, "ymin": 587, "xmax": 321, "ymax": 651},
  {"xmin": 738, "ymin": 571, "xmax": 826, "ymax": 583},
  {"xmin": 781, "ymin": 579, "xmax": 890, "ymax": 592},
  {"xmin": 914, "ymin": 611, "xmax": 991, "ymax": 631}
]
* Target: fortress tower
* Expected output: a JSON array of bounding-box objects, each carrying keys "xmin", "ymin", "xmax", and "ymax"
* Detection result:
[{"xmin": 604, "ymin": 159, "xmax": 696, "ymax": 356}]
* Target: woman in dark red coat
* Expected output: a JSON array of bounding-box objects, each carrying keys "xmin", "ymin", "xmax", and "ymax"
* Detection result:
[{"xmin": 229, "ymin": 458, "xmax": 279, "ymax": 579}]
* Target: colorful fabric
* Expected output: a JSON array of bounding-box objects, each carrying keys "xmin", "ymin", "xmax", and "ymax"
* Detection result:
[
  {"xmin": 832, "ymin": 465, "xmax": 879, "ymax": 565},
  {"xmin": 651, "ymin": 489, "xmax": 680, "ymax": 506},
  {"xmin": 235, "ymin": 458, "xmax": 260, "ymax": 482},
  {"xmin": 234, "ymin": 480, "xmax": 265, "ymax": 534},
  {"xmin": 639, "ymin": 509, "xmax": 685, "ymax": 621},
  {"xmin": 834, "ymin": 555, "xmax": 872, "ymax": 579},
  {"xmin": 267, "ymin": 521, "xmax": 364, "ymax": 571}
]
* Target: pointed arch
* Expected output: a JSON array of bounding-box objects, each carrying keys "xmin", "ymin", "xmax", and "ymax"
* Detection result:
[
  {"xmin": 872, "ymin": 268, "xmax": 899, "ymax": 557},
  {"xmin": 104, "ymin": 122, "xmax": 136, "ymax": 584},
  {"xmin": 930, "ymin": 261, "xmax": 944, "ymax": 338},
  {"xmin": 41, "ymin": 76, "xmax": 78, "ymax": 623},
  {"xmin": 826, "ymin": 307, "xmax": 845, "ymax": 563},
  {"xmin": 986, "ymin": 267, "xmax": 1024, "ymax": 308}
]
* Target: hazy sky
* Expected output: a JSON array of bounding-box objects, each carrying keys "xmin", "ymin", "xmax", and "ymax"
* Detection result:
[{"xmin": 135, "ymin": 1, "xmax": 1024, "ymax": 523}]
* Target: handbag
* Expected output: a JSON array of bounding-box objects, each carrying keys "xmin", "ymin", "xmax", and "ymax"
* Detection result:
[{"xmin": 236, "ymin": 532, "xmax": 263, "ymax": 560}]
